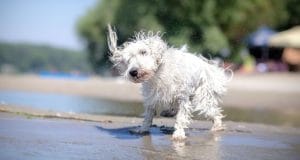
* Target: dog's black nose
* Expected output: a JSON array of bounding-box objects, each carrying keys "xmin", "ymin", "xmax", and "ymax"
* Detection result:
[{"xmin": 129, "ymin": 69, "xmax": 138, "ymax": 77}]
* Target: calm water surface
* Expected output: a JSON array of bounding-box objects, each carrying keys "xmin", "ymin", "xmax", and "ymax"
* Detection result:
[
  {"xmin": 0, "ymin": 90, "xmax": 299, "ymax": 127},
  {"xmin": 0, "ymin": 90, "xmax": 143, "ymax": 116}
]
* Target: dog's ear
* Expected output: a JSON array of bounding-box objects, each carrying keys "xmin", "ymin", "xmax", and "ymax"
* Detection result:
[
  {"xmin": 107, "ymin": 24, "xmax": 118, "ymax": 54},
  {"xmin": 107, "ymin": 24, "xmax": 122, "ymax": 64}
]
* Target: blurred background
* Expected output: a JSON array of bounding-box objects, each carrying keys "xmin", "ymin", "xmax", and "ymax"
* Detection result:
[{"xmin": 0, "ymin": 0, "xmax": 300, "ymax": 127}]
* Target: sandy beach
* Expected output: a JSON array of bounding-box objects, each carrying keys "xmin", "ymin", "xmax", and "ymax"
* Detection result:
[{"xmin": 0, "ymin": 74, "xmax": 142, "ymax": 102}]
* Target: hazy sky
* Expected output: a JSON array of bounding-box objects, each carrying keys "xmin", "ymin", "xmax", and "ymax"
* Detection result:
[{"xmin": 0, "ymin": 0, "xmax": 97, "ymax": 50}]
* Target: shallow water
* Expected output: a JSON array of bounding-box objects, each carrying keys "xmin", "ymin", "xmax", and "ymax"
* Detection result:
[
  {"xmin": 0, "ymin": 90, "xmax": 299, "ymax": 127},
  {"xmin": 0, "ymin": 90, "xmax": 143, "ymax": 116},
  {"xmin": 0, "ymin": 113, "xmax": 299, "ymax": 160}
]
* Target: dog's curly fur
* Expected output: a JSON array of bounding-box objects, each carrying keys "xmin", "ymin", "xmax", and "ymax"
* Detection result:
[{"xmin": 107, "ymin": 25, "xmax": 232, "ymax": 140}]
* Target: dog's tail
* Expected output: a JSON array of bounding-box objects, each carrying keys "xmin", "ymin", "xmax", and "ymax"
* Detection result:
[
  {"xmin": 201, "ymin": 58, "xmax": 233, "ymax": 97},
  {"xmin": 201, "ymin": 56, "xmax": 234, "ymax": 83}
]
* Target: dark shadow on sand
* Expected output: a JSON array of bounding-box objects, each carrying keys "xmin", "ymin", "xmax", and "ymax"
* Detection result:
[
  {"xmin": 95, "ymin": 125, "xmax": 212, "ymax": 140},
  {"xmin": 95, "ymin": 125, "xmax": 177, "ymax": 139}
]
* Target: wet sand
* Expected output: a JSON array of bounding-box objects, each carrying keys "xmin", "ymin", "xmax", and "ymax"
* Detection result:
[{"xmin": 0, "ymin": 111, "xmax": 299, "ymax": 160}]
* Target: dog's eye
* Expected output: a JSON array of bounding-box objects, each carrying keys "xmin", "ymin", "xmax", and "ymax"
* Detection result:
[{"xmin": 139, "ymin": 50, "xmax": 147, "ymax": 55}]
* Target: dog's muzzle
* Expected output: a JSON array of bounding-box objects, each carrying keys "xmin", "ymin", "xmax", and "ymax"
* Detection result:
[{"xmin": 128, "ymin": 68, "xmax": 154, "ymax": 83}]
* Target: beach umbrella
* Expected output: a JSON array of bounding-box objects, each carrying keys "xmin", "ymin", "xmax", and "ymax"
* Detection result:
[
  {"xmin": 246, "ymin": 26, "xmax": 277, "ymax": 61},
  {"xmin": 269, "ymin": 26, "xmax": 300, "ymax": 48},
  {"xmin": 247, "ymin": 26, "xmax": 276, "ymax": 47}
]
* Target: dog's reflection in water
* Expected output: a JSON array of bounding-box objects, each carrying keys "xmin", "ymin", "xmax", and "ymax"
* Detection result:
[
  {"xmin": 96, "ymin": 125, "xmax": 222, "ymax": 159},
  {"xmin": 139, "ymin": 126, "xmax": 222, "ymax": 159},
  {"xmin": 171, "ymin": 131, "xmax": 222, "ymax": 159}
]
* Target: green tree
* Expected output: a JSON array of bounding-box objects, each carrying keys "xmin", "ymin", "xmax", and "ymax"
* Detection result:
[{"xmin": 77, "ymin": 0, "xmax": 296, "ymax": 74}]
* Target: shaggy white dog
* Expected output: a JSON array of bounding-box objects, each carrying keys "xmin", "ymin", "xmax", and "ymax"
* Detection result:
[{"xmin": 107, "ymin": 25, "xmax": 232, "ymax": 140}]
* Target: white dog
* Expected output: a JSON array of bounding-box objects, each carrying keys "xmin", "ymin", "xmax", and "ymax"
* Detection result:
[{"xmin": 107, "ymin": 25, "xmax": 232, "ymax": 140}]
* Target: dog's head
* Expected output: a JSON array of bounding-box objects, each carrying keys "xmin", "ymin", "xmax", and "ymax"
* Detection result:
[{"xmin": 107, "ymin": 24, "xmax": 167, "ymax": 83}]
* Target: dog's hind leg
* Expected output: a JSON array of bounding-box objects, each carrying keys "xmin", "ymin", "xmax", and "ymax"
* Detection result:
[
  {"xmin": 206, "ymin": 107, "xmax": 225, "ymax": 131},
  {"xmin": 192, "ymin": 85, "xmax": 225, "ymax": 131},
  {"xmin": 172, "ymin": 99, "xmax": 192, "ymax": 140}
]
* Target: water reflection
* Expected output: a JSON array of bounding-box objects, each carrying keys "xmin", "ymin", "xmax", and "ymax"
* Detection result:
[
  {"xmin": 86, "ymin": 124, "xmax": 299, "ymax": 159},
  {"xmin": 172, "ymin": 131, "xmax": 222, "ymax": 159}
]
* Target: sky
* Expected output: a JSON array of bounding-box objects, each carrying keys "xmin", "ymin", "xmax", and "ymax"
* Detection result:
[{"xmin": 0, "ymin": 0, "xmax": 97, "ymax": 50}]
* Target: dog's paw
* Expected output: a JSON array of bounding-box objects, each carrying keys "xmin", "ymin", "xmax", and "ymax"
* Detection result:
[
  {"xmin": 171, "ymin": 129, "xmax": 186, "ymax": 141},
  {"xmin": 211, "ymin": 124, "xmax": 226, "ymax": 132},
  {"xmin": 171, "ymin": 135, "xmax": 186, "ymax": 141},
  {"xmin": 171, "ymin": 134, "xmax": 186, "ymax": 141},
  {"xmin": 129, "ymin": 127, "xmax": 150, "ymax": 135}
]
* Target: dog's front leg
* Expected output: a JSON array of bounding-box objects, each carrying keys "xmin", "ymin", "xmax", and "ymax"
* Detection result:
[{"xmin": 129, "ymin": 105, "xmax": 155, "ymax": 135}]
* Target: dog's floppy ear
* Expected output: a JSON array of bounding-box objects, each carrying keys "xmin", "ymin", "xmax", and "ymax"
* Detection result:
[
  {"xmin": 107, "ymin": 24, "xmax": 118, "ymax": 54},
  {"xmin": 107, "ymin": 24, "xmax": 122, "ymax": 64}
]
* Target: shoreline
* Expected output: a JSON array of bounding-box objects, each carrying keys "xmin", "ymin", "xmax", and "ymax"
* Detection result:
[
  {"xmin": 1, "ymin": 104, "xmax": 300, "ymax": 134},
  {"xmin": 0, "ymin": 73, "xmax": 299, "ymax": 109},
  {"xmin": 1, "ymin": 104, "xmax": 300, "ymax": 128}
]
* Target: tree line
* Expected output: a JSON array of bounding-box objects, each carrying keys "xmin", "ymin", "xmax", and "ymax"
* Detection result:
[{"xmin": 0, "ymin": 42, "xmax": 91, "ymax": 73}]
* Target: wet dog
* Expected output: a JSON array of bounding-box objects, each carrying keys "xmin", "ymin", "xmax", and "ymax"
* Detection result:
[{"xmin": 107, "ymin": 25, "xmax": 232, "ymax": 140}]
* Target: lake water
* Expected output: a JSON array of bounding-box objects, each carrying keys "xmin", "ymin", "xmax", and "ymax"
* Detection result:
[
  {"xmin": 0, "ymin": 90, "xmax": 143, "ymax": 116},
  {"xmin": 0, "ymin": 90, "xmax": 299, "ymax": 127}
]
